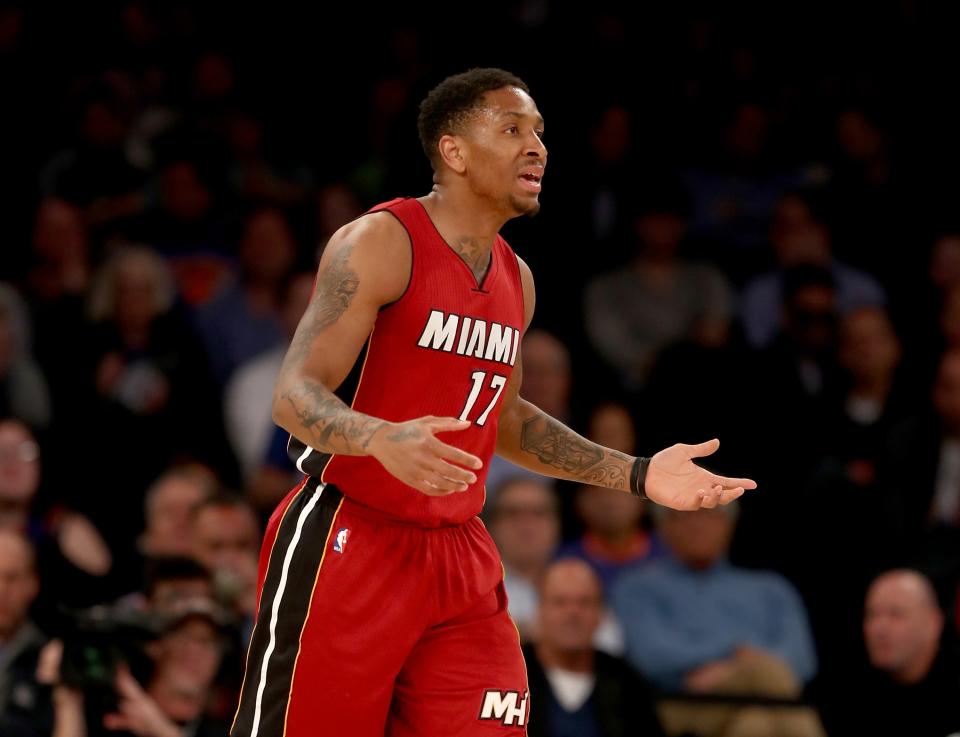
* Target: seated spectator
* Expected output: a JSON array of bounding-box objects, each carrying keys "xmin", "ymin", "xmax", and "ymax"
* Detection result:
[
  {"xmin": 194, "ymin": 207, "xmax": 296, "ymax": 385},
  {"xmin": 561, "ymin": 484, "xmax": 662, "ymax": 593},
  {"xmin": 140, "ymin": 464, "xmax": 218, "ymax": 560},
  {"xmin": 882, "ymin": 347, "xmax": 960, "ymax": 586},
  {"xmin": 79, "ymin": 246, "xmax": 230, "ymax": 557},
  {"xmin": 144, "ymin": 557, "xmax": 214, "ymax": 614},
  {"xmin": 736, "ymin": 264, "xmax": 843, "ymax": 575},
  {"xmin": 190, "ymin": 494, "xmax": 260, "ymax": 630},
  {"xmin": 487, "ymin": 477, "xmax": 560, "ymax": 641},
  {"xmin": 524, "ymin": 558, "xmax": 664, "ymax": 737},
  {"xmin": 824, "ymin": 569, "xmax": 960, "ymax": 737},
  {"xmin": 44, "ymin": 597, "xmax": 232, "ymax": 737},
  {"xmin": 485, "ymin": 330, "xmax": 572, "ymax": 498},
  {"xmin": 828, "ymin": 306, "xmax": 909, "ymax": 476},
  {"xmin": 583, "ymin": 185, "xmax": 731, "ymax": 390},
  {"xmin": 0, "ymin": 285, "xmax": 51, "ymax": 430},
  {"xmin": 0, "ymin": 419, "xmax": 112, "ymax": 623},
  {"xmin": 740, "ymin": 192, "xmax": 885, "ymax": 349},
  {"xmin": 0, "ymin": 530, "xmax": 52, "ymax": 737},
  {"xmin": 22, "ymin": 199, "xmax": 90, "ymax": 414},
  {"xmin": 224, "ymin": 271, "xmax": 313, "ymax": 508},
  {"xmin": 613, "ymin": 502, "xmax": 824, "ymax": 737}
]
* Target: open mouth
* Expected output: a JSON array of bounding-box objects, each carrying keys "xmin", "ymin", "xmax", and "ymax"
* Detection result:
[{"xmin": 518, "ymin": 170, "xmax": 543, "ymax": 193}]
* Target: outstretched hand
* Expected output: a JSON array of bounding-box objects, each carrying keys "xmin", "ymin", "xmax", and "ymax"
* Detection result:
[{"xmin": 645, "ymin": 439, "xmax": 756, "ymax": 511}]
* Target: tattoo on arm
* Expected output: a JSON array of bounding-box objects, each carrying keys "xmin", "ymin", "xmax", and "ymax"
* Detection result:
[
  {"xmin": 276, "ymin": 242, "xmax": 384, "ymax": 455},
  {"xmin": 282, "ymin": 243, "xmax": 360, "ymax": 371},
  {"xmin": 520, "ymin": 413, "xmax": 631, "ymax": 489},
  {"xmin": 283, "ymin": 380, "xmax": 384, "ymax": 454}
]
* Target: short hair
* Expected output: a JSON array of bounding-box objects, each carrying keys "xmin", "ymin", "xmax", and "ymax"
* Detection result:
[
  {"xmin": 144, "ymin": 463, "xmax": 218, "ymax": 518},
  {"xmin": 782, "ymin": 263, "xmax": 835, "ymax": 302},
  {"xmin": 143, "ymin": 555, "xmax": 212, "ymax": 598},
  {"xmin": 190, "ymin": 491, "xmax": 257, "ymax": 524},
  {"xmin": 487, "ymin": 476, "xmax": 558, "ymax": 519},
  {"xmin": 417, "ymin": 68, "xmax": 530, "ymax": 168}
]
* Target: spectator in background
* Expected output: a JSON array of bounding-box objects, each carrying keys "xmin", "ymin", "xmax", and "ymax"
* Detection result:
[
  {"xmin": 80, "ymin": 245, "xmax": 229, "ymax": 558},
  {"xmin": 881, "ymin": 347, "xmax": 960, "ymax": 587},
  {"xmin": 585, "ymin": 401, "xmax": 635, "ymax": 455},
  {"xmin": 0, "ymin": 285, "xmax": 51, "ymax": 429},
  {"xmin": 0, "ymin": 419, "xmax": 112, "ymax": 622},
  {"xmin": 315, "ymin": 183, "xmax": 364, "ymax": 256},
  {"xmin": 682, "ymin": 103, "xmax": 810, "ymax": 281},
  {"xmin": 139, "ymin": 464, "xmax": 218, "ymax": 560},
  {"xmin": 825, "ymin": 569, "xmax": 960, "ymax": 737},
  {"xmin": 39, "ymin": 88, "xmax": 144, "ymax": 209},
  {"xmin": 141, "ymin": 556, "xmax": 215, "ymax": 617},
  {"xmin": 745, "ymin": 264, "xmax": 841, "ymax": 508},
  {"xmin": 190, "ymin": 494, "xmax": 260, "ymax": 627},
  {"xmin": 613, "ymin": 503, "xmax": 824, "ymax": 737},
  {"xmin": 790, "ymin": 307, "xmax": 910, "ymax": 703},
  {"xmin": 826, "ymin": 107, "xmax": 903, "ymax": 285},
  {"xmin": 225, "ymin": 109, "xmax": 312, "ymax": 209},
  {"xmin": 487, "ymin": 477, "xmax": 560, "ymax": 642},
  {"xmin": 134, "ymin": 158, "xmax": 230, "ymax": 305},
  {"xmin": 825, "ymin": 306, "xmax": 909, "ymax": 486},
  {"xmin": 583, "ymin": 104, "xmax": 635, "ymax": 244},
  {"xmin": 562, "ymin": 484, "xmax": 661, "ymax": 594},
  {"xmin": 195, "ymin": 207, "xmax": 296, "ymax": 385},
  {"xmin": 23, "ymin": 199, "xmax": 91, "ymax": 406},
  {"xmin": 0, "ymin": 530, "xmax": 52, "ymax": 737},
  {"xmin": 45, "ymin": 598, "xmax": 232, "ymax": 737},
  {"xmin": 524, "ymin": 558, "xmax": 664, "ymax": 737},
  {"xmin": 224, "ymin": 271, "xmax": 313, "ymax": 511},
  {"xmin": 583, "ymin": 184, "xmax": 731, "ymax": 391},
  {"xmin": 740, "ymin": 192, "xmax": 885, "ymax": 350},
  {"xmin": 485, "ymin": 329, "xmax": 572, "ymax": 496}
]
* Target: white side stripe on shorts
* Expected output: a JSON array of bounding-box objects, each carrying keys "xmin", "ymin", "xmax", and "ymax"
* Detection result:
[
  {"xmin": 295, "ymin": 444, "xmax": 314, "ymax": 474},
  {"xmin": 248, "ymin": 483, "xmax": 324, "ymax": 737}
]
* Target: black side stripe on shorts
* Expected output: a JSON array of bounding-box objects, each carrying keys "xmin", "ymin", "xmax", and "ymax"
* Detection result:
[{"xmin": 231, "ymin": 480, "xmax": 343, "ymax": 737}]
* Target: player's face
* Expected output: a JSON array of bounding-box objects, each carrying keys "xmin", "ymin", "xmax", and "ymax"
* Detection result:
[{"xmin": 461, "ymin": 87, "xmax": 547, "ymax": 217}]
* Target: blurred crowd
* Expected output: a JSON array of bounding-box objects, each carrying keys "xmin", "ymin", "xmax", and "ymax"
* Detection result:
[{"xmin": 3, "ymin": 2, "xmax": 960, "ymax": 736}]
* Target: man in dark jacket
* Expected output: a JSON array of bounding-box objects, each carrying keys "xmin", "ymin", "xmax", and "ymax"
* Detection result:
[{"xmin": 523, "ymin": 557, "xmax": 664, "ymax": 737}]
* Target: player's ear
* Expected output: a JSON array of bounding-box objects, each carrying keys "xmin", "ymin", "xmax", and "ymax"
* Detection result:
[{"xmin": 438, "ymin": 134, "xmax": 467, "ymax": 175}]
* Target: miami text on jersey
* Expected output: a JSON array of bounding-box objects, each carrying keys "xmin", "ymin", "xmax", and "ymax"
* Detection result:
[{"xmin": 416, "ymin": 309, "xmax": 520, "ymax": 366}]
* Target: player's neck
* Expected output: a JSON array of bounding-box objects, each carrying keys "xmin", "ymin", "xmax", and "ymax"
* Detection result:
[
  {"xmin": 420, "ymin": 189, "xmax": 507, "ymax": 284},
  {"xmin": 420, "ymin": 189, "xmax": 506, "ymax": 251}
]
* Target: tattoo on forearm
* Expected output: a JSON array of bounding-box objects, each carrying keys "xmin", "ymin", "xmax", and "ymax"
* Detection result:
[
  {"xmin": 282, "ymin": 380, "xmax": 384, "ymax": 455},
  {"xmin": 520, "ymin": 414, "xmax": 630, "ymax": 489}
]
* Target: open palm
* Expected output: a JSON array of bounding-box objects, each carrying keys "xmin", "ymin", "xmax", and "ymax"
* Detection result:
[{"xmin": 645, "ymin": 439, "xmax": 756, "ymax": 511}]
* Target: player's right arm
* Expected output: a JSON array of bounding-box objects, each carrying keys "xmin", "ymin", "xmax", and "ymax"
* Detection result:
[{"xmin": 271, "ymin": 213, "xmax": 482, "ymax": 496}]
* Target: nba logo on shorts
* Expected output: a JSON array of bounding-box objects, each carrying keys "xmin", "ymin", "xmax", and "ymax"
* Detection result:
[{"xmin": 333, "ymin": 528, "xmax": 349, "ymax": 554}]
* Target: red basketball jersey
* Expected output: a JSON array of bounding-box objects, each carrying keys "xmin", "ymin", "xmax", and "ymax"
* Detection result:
[{"xmin": 288, "ymin": 197, "xmax": 526, "ymax": 527}]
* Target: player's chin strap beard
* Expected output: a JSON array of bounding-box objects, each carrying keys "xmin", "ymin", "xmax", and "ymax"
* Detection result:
[{"xmin": 630, "ymin": 457, "xmax": 650, "ymax": 500}]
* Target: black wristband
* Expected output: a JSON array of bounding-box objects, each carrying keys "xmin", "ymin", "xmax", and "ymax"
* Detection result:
[{"xmin": 630, "ymin": 456, "xmax": 650, "ymax": 500}]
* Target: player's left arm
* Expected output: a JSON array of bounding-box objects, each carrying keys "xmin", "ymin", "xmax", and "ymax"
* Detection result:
[{"xmin": 494, "ymin": 257, "xmax": 756, "ymax": 510}]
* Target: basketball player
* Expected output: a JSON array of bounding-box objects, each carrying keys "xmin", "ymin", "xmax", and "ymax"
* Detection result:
[{"xmin": 231, "ymin": 68, "xmax": 756, "ymax": 737}]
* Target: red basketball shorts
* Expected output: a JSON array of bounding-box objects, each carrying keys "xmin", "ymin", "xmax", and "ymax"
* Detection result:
[{"xmin": 230, "ymin": 478, "xmax": 530, "ymax": 737}]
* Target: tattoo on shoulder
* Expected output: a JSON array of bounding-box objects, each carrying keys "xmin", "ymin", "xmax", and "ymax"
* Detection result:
[
  {"xmin": 283, "ymin": 243, "xmax": 360, "ymax": 370},
  {"xmin": 520, "ymin": 414, "xmax": 629, "ymax": 489}
]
